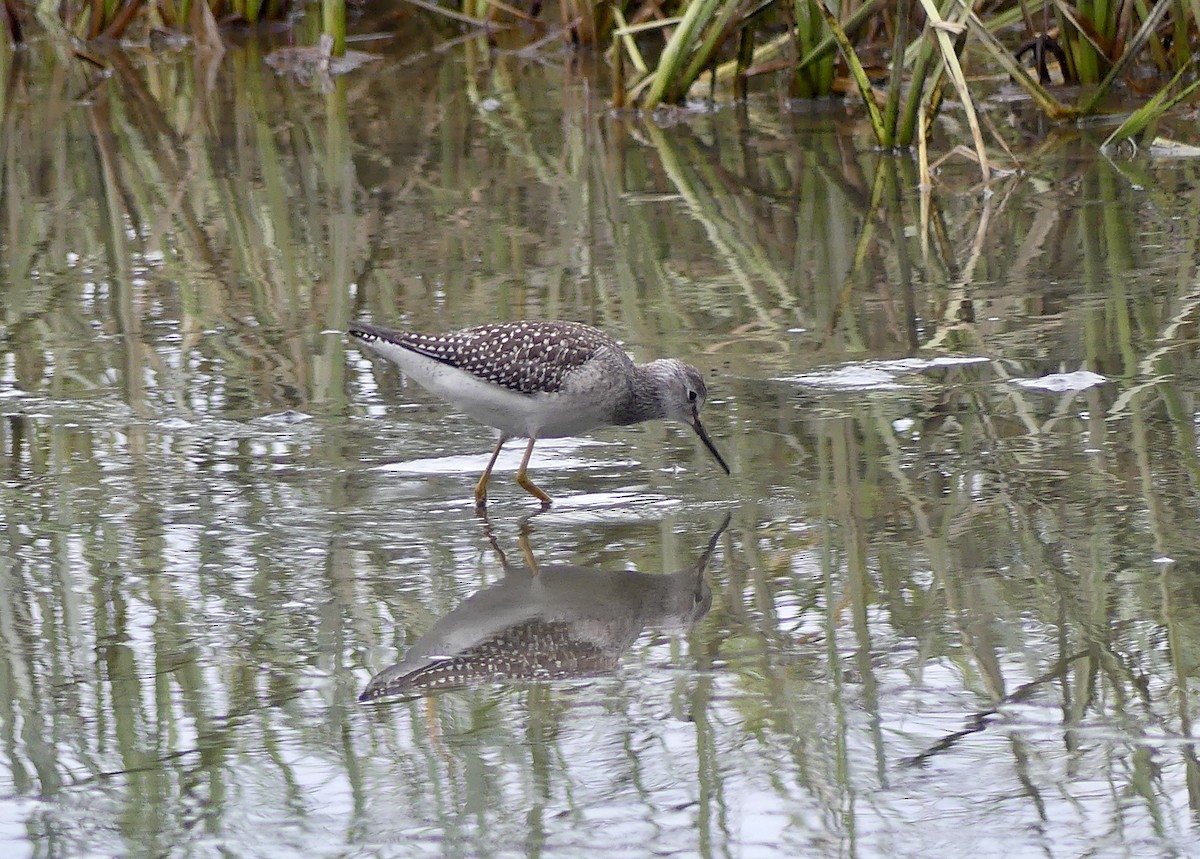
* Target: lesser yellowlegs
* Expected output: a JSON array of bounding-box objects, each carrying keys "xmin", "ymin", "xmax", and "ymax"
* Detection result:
[{"xmin": 348, "ymin": 319, "xmax": 730, "ymax": 509}]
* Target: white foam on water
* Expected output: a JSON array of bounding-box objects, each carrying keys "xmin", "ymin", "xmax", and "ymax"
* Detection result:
[{"xmin": 1012, "ymin": 371, "xmax": 1107, "ymax": 392}]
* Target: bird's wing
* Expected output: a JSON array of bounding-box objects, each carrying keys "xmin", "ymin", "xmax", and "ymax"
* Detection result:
[{"xmin": 397, "ymin": 321, "xmax": 621, "ymax": 394}]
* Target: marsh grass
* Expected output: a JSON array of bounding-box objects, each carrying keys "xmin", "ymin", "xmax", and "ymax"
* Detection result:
[
  {"xmin": 3, "ymin": 0, "xmax": 1197, "ymax": 157},
  {"xmin": 606, "ymin": 1, "xmax": 1195, "ymax": 156},
  {"xmin": 2, "ymin": 0, "xmax": 352, "ymax": 54},
  {"xmin": 603, "ymin": 0, "xmax": 1197, "ymax": 160},
  {"xmin": 14, "ymin": 0, "xmax": 296, "ymax": 40}
]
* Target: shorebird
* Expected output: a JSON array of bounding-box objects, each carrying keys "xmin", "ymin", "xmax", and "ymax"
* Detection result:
[{"xmin": 348, "ymin": 319, "xmax": 729, "ymax": 509}]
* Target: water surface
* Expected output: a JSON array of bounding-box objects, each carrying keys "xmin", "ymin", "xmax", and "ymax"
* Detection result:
[{"xmin": 2, "ymin": 26, "xmax": 1200, "ymax": 859}]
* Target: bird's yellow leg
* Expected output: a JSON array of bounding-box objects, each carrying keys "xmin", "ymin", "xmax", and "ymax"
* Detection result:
[
  {"xmin": 515, "ymin": 438, "xmax": 552, "ymax": 508},
  {"xmin": 474, "ymin": 437, "xmax": 507, "ymax": 511}
]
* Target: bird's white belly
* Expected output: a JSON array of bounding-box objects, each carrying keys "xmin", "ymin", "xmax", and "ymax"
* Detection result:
[
  {"xmin": 367, "ymin": 341, "xmax": 608, "ymax": 438},
  {"xmin": 450, "ymin": 378, "xmax": 608, "ymax": 438}
]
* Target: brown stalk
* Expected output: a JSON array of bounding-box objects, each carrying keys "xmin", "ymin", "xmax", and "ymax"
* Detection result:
[
  {"xmin": 88, "ymin": 0, "xmax": 105, "ymax": 39},
  {"xmin": 1052, "ymin": 0, "xmax": 1115, "ymax": 60},
  {"xmin": 99, "ymin": 0, "xmax": 146, "ymax": 40},
  {"xmin": 612, "ymin": 39, "xmax": 626, "ymax": 109},
  {"xmin": 2, "ymin": 0, "xmax": 21, "ymax": 42}
]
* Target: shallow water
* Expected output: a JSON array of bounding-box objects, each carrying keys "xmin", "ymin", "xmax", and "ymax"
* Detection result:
[{"xmin": 3, "ymin": 25, "xmax": 1200, "ymax": 859}]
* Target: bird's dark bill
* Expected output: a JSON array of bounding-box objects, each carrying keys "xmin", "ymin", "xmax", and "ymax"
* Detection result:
[{"xmin": 691, "ymin": 413, "xmax": 730, "ymax": 475}]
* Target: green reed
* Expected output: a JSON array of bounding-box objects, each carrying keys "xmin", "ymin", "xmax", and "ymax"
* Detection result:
[
  {"xmin": 7, "ymin": 0, "xmax": 1196, "ymax": 152},
  {"xmin": 595, "ymin": 0, "xmax": 1196, "ymax": 155}
]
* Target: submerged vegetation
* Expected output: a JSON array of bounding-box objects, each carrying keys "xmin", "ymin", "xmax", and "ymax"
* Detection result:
[{"xmin": 1, "ymin": 0, "xmax": 1198, "ymax": 166}]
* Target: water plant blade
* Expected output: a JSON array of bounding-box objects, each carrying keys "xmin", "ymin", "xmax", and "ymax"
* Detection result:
[
  {"xmin": 815, "ymin": 0, "xmax": 889, "ymax": 145},
  {"xmin": 611, "ymin": 6, "xmax": 650, "ymax": 76},
  {"xmin": 642, "ymin": 0, "xmax": 721, "ymax": 108},
  {"xmin": 915, "ymin": 0, "xmax": 990, "ymax": 180},
  {"xmin": 1077, "ymin": 0, "xmax": 1175, "ymax": 115},
  {"xmin": 1102, "ymin": 66, "xmax": 1200, "ymax": 148},
  {"xmin": 679, "ymin": 3, "xmax": 746, "ymax": 93}
]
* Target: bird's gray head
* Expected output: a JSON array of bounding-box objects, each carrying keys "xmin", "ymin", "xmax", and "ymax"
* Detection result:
[
  {"xmin": 647, "ymin": 359, "xmax": 730, "ymax": 475},
  {"xmin": 649, "ymin": 359, "xmax": 708, "ymax": 421}
]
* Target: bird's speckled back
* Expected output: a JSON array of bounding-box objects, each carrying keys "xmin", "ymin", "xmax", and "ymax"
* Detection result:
[{"xmin": 392, "ymin": 320, "xmax": 623, "ymax": 395}]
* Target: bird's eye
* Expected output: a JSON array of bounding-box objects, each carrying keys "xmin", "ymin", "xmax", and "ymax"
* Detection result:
[{"xmin": 688, "ymin": 389, "xmax": 698, "ymax": 403}]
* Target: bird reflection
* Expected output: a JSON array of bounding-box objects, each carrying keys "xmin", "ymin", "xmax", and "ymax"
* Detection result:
[{"xmin": 360, "ymin": 515, "xmax": 731, "ymax": 702}]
